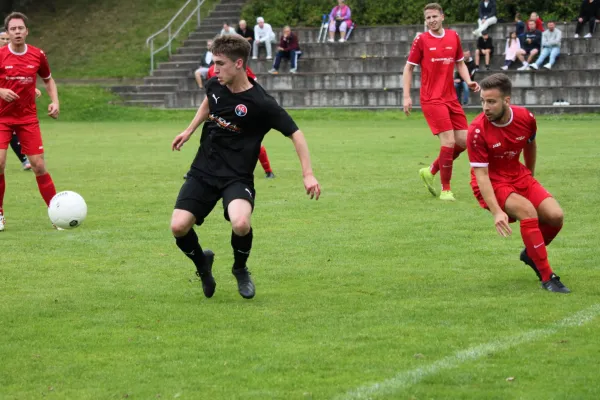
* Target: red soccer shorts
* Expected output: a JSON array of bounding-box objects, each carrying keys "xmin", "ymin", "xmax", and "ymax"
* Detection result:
[
  {"xmin": 472, "ymin": 174, "xmax": 553, "ymax": 213},
  {"xmin": 0, "ymin": 122, "xmax": 44, "ymax": 155},
  {"xmin": 421, "ymin": 100, "xmax": 468, "ymax": 135}
]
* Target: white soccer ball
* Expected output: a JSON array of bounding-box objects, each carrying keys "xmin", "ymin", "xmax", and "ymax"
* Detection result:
[{"xmin": 48, "ymin": 191, "xmax": 87, "ymax": 229}]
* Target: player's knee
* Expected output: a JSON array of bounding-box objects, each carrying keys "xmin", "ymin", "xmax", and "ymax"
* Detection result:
[
  {"xmin": 231, "ymin": 217, "xmax": 251, "ymax": 236},
  {"xmin": 545, "ymin": 208, "xmax": 564, "ymax": 226},
  {"xmin": 29, "ymin": 159, "xmax": 46, "ymax": 175},
  {"xmin": 171, "ymin": 219, "xmax": 191, "ymax": 237},
  {"xmin": 521, "ymin": 203, "xmax": 538, "ymax": 219}
]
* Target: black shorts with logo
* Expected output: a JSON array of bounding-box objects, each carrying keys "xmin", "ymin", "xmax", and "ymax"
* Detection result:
[{"xmin": 174, "ymin": 175, "xmax": 256, "ymax": 226}]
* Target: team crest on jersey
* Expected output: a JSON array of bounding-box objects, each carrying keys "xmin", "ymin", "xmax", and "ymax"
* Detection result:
[{"xmin": 235, "ymin": 104, "xmax": 248, "ymax": 117}]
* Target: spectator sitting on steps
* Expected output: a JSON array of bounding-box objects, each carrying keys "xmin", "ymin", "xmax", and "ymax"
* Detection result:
[
  {"xmin": 252, "ymin": 17, "xmax": 275, "ymax": 60},
  {"xmin": 575, "ymin": 0, "xmax": 600, "ymax": 38},
  {"xmin": 454, "ymin": 50, "xmax": 476, "ymax": 106},
  {"xmin": 530, "ymin": 12, "xmax": 545, "ymax": 31},
  {"xmin": 269, "ymin": 26, "xmax": 302, "ymax": 75},
  {"xmin": 220, "ymin": 22, "xmax": 236, "ymax": 35},
  {"xmin": 517, "ymin": 20, "xmax": 541, "ymax": 70},
  {"xmin": 474, "ymin": 30, "xmax": 494, "ymax": 71},
  {"xmin": 501, "ymin": 31, "xmax": 521, "ymax": 70},
  {"xmin": 236, "ymin": 20, "xmax": 254, "ymax": 47},
  {"xmin": 194, "ymin": 39, "xmax": 213, "ymax": 89},
  {"xmin": 529, "ymin": 20, "xmax": 561, "ymax": 70},
  {"xmin": 328, "ymin": 0, "xmax": 352, "ymax": 43},
  {"xmin": 473, "ymin": 0, "xmax": 498, "ymax": 37}
]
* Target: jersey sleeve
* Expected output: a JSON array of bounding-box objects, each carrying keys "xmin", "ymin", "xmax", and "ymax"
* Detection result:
[
  {"xmin": 37, "ymin": 50, "xmax": 51, "ymax": 79},
  {"xmin": 467, "ymin": 122, "xmax": 489, "ymax": 168},
  {"xmin": 407, "ymin": 35, "xmax": 423, "ymax": 66},
  {"xmin": 266, "ymin": 98, "xmax": 298, "ymax": 137},
  {"xmin": 455, "ymin": 33, "xmax": 465, "ymax": 62},
  {"xmin": 527, "ymin": 111, "xmax": 537, "ymax": 143}
]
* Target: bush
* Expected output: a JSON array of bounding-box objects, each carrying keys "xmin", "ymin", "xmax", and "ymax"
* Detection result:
[{"xmin": 241, "ymin": 0, "xmax": 580, "ymax": 27}]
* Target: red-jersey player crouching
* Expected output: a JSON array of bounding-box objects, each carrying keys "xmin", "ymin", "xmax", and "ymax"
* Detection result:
[
  {"xmin": 467, "ymin": 73, "xmax": 569, "ymax": 294},
  {"xmin": 0, "ymin": 12, "xmax": 60, "ymax": 231}
]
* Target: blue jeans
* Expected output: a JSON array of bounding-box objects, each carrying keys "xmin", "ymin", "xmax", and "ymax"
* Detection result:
[
  {"xmin": 454, "ymin": 81, "xmax": 469, "ymax": 104},
  {"xmin": 273, "ymin": 50, "xmax": 302, "ymax": 70},
  {"xmin": 535, "ymin": 46, "xmax": 560, "ymax": 67}
]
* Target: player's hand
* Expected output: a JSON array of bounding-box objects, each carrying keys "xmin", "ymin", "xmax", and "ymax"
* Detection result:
[
  {"xmin": 403, "ymin": 97, "xmax": 412, "ymax": 116},
  {"xmin": 172, "ymin": 131, "xmax": 192, "ymax": 151},
  {"xmin": 578, "ymin": 17, "xmax": 583, "ymax": 23},
  {"xmin": 0, "ymin": 88, "xmax": 19, "ymax": 102},
  {"xmin": 48, "ymin": 103, "xmax": 59, "ymax": 119},
  {"xmin": 493, "ymin": 211, "xmax": 512, "ymax": 237},
  {"xmin": 467, "ymin": 81, "xmax": 480, "ymax": 92},
  {"xmin": 35, "ymin": 88, "xmax": 42, "ymax": 98},
  {"xmin": 303, "ymin": 174, "xmax": 321, "ymax": 200}
]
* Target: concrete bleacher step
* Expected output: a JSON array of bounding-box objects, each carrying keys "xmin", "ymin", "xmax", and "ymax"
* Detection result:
[{"xmin": 247, "ymin": 54, "xmax": 600, "ymax": 74}]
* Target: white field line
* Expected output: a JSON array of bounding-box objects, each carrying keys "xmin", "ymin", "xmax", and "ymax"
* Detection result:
[{"xmin": 338, "ymin": 304, "xmax": 600, "ymax": 400}]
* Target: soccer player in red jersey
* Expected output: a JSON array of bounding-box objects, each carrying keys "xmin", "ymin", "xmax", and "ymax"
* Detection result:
[
  {"xmin": 403, "ymin": 3, "xmax": 480, "ymax": 201},
  {"xmin": 0, "ymin": 12, "xmax": 60, "ymax": 231},
  {"xmin": 467, "ymin": 73, "xmax": 569, "ymax": 293},
  {"xmin": 208, "ymin": 64, "xmax": 276, "ymax": 179}
]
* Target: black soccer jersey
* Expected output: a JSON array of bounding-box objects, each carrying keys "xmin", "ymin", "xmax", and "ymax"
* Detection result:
[{"xmin": 190, "ymin": 77, "xmax": 298, "ymax": 181}]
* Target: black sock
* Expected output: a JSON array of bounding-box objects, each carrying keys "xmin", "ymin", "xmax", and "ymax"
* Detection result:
[
  {"xmin": 231, "ymin": 228, "xmax": 253, "ymax": 270},
  {"xmin": 9, "ymin": 135, "xmax": 26, "ymax": 162},
  {"xmin": 175, "ymin": 228, "xmax": 206, "ymax": 273}
]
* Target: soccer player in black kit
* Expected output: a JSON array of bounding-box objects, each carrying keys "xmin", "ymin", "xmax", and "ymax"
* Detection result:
[{"xmin": 170, "ymin": 35, "xmax": 321, "ymax": 300}]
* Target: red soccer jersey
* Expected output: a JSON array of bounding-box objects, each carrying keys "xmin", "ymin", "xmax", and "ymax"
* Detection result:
[
  {"xmin": 407, "ymin": 29, "xmax": 464, "ymax": 104},
  {"xmin": 467, "ymin": 106, "xmax": 538, "ymax": 184},
  {"xmin": 207, "ymin": 65, "xmax": 256, "ymax": 80},
  {"xmin": 0, "ymin": 44, "xmax": 51, "ymax": 124}
]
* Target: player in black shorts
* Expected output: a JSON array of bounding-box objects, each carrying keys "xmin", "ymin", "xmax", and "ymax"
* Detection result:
[{"xmin": 170, "ymin": 35, "xmax": 321, "ymax": 300}]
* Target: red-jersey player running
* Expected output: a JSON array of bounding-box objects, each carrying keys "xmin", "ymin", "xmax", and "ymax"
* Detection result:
[
  {"xmin": 403, "ymin": 3, "xmax": 480, "ymax": 201},
  {"xmin": 208, "ymin": 64, "xmax": 276, "ymax": 179},
  {"xmin": 467, "ymin": 73, "xmax": 569, "ymax": 294},
  {"xmin": 0, "ymin": 12, "xmax": 60, "ymax": 231}
]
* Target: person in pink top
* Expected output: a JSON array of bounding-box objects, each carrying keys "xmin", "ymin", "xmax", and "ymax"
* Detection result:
[
  {"xmin": 501, "ymin": 31, "xmax": 522, "ymax": 70},
  {"xmin": 328, "ymin": 0, "xmax": 352, "ymax": 43}
]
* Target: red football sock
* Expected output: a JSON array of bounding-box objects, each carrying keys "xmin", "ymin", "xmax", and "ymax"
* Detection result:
[
  {"xmin": 0, "ymin": 174, "xmax": 5, "ymax": 213},
  {"xmin": 438, "ymin": 146, "xmax": 455, "ymax": 191},
  {"xmin": 36, "ymin": 173, "xmax": 56, "ymax": 207},
  {"xmin": 520, "ymin": 218, "xmax": 553, "ymax": 281},
  {"xmin": 258, "ymin": 146, "xmax": 272, "ymax": 173},
  {"xmin": 540, "ymin": 223, "xmax": 562, "ymax": 246},
  {"xmin": 430, "ymin": 146, "xmax": 464, "ymax": 176}
]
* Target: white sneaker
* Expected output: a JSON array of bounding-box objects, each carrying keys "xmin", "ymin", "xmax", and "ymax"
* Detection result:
[
  {"xmin": 266, "ymin": 56, "xmax": 272, "ymax": 60},
  {"xmin": 0, "ymin": 212, "xmax": 5, "ymax": 232},
  {"xmin": 543, "ymin": 63, "xmax": 552, "ymax": 70},
  {"xmin": 339, "ymin": 38, "xmax": 345, "ymax": 43},
  {"xmin": 574, "ymin": 34, "xmax": 579, "ymax": 38},
  {"xmin": 327, "ymin": 38, "xmax": 334, "ymax": 43},
  {"xmin": 289, "ymin": 68, "xmax": 297, "ymax": 73},
  {"xmin": 472, "ymin": 29, "xmax": 480, "ymax": 36},
  {"xmin": 530, "ymin": 63, "xmax": 539, "ymax": 70},
  {"xmin": 517, "ymin": 63, "xmax": 529, "ymax": 71},
  {"xmin": 251, "ymin": 56, "xmax": 257, "ymax": 60},
  {"xmin": 560, "ymin": 101, "xmax": 570, "ymax": 106},
  {"xmin": 584, "ymin": 33, "xmax": 593, "ymax": 38},
  {"xmin": 500, "ymin": 65, "xmax": 508, "ymax": 70}
]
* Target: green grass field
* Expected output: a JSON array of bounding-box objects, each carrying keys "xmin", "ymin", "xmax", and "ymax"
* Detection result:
[{"xmin": 1, "ymin": 110, "xmax": 600, "ymax": 399}]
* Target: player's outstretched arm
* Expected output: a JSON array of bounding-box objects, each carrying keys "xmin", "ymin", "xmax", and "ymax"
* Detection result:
[
  {"xmin": 43, "ymin": 77, "xmax": 59, "ymax": 119},
  {"xmin": 402, "ymin": 63, "xmax": 415, "ymax": 116},
  {"xmin": 456, "ymin": 61, "xmax": 480, "ymax": 92},
  {"xmin": 172, "ymin": 96, "xmax": 209, "ymax": 151},
  {"xmin": 290, "ymin": 130, "xmax": 321, "ymax": 200},
  {"xmin": 523, "ymin": 140, "xmax": 537, "ymax": 176},
  {"xmin": 473, "ymin": 167, "xmax": 512, "ymax": 237}
]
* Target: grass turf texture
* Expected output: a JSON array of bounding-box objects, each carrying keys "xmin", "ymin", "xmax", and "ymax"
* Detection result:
[
  {"xmin": 26, "ymin": 0, "xmax": 219, "ymax": 78},
  {"xmin": 1, "ymin": 107, "xmax": 599, "ymax": 399}
]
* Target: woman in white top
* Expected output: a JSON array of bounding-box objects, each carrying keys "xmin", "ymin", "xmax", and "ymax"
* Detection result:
[
  {"xmin": 502, "ymin": 31, "xmax": 521, "ymax": 70},
  {"xmin": 220, "ymin": 22, "xmax": 236, "ymax": 35}
]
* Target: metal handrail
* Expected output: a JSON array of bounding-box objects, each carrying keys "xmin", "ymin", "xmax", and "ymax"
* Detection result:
[{"xmin": 146, "ymin": 0, "xmax": 206, "ymax": 75}]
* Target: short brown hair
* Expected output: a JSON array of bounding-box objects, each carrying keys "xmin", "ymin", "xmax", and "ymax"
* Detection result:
[
  {"xmin": 480, "ymin": 73, "xmax": 512, "ymax": 96},
  {"xmin": 4, "ymin": 12, "xmax": 28, "ymax": 31},
  {"xmin": 210, "ymin": 34, "xmax": 251, "ymax": 67},
  {"xmin": 424, "ymin": 3, "xmax": 443, "ymax": 14}
]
